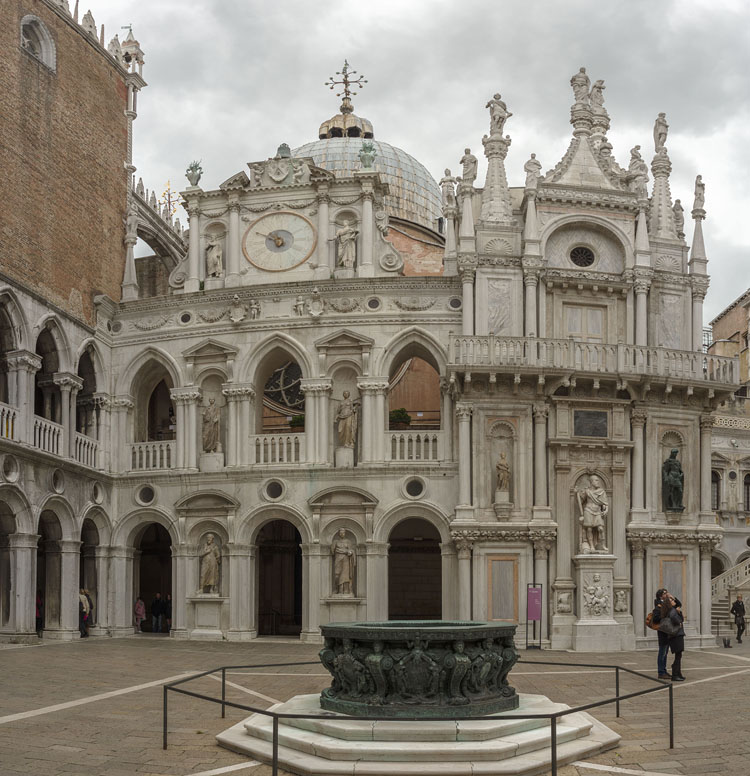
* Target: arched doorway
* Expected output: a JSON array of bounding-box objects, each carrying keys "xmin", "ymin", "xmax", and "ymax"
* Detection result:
[
  {"xmin": 135, "ymin": 523, "xmax": 172, "ymax": 633},
  {"xmin": 34, "ymin": 328, "xmax": 61, "ymax": 422},
  {"xmin": 257, "ymin": 520, "xmax": 302, "ymax": 636},
  {"xmin": 388, "ymin": 518, "xmax": 442, "ymax": 620},
  {"xmin": 37, "ymin": 510, "xmax": 63, "ymax": 634}
]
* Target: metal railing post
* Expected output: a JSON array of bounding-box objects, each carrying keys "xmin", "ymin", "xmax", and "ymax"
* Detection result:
[
  {"xmin": 550, "ymin": 715, "xmax": 557, "ymax": 775},
  {"xmin": 669, "ymin": 684, "xmax": 674, "ymax": 749},
  {"xmin": 162, "ymin": 686, "xmax": 168, "ymax": 750},
  {"xmin": 615, "ymin": 665, "xmax": 620, "ymax": 717},
  {"xmin": 221, "ymin": 668, "xmax": 226, "ymax": 718},
  {"xmin": 272, "ymin": 715, "xmax": 279, "ymax": 775}
]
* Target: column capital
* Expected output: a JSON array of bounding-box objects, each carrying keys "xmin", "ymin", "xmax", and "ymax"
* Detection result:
[
  {"xmin": 53, "ymin": 372, "xmax": 84, "ymax": 392},
  {"xmin": 698, "ymin": 533, "xmax": 722, "ymax": 556},
  {"xmin": 170, "ymin": 387, "xmax": 203, "ymax": 405},
  {"xmin": 222, "ymin": 382, "xmax": 256, "ymax": 401},
  {"xmin": 111, "ymin": 394, "xmax": 134, "ymax": 411},
  {"xmin": 458, "ymin": 263, "xmax": 476, "ymax": 283},
  {"xmin": 523, "ymin": 270, "xmax": 540, "ymax": 287},
  {"xmin": 699, "ymin": 414, "xmax": 714, "ymax": 431},
  {"xmin": 300, "ymin": 378, "xmax": 332, "ymax": 395},
  {"xmin": 8, "ymin": 532, "xmax": 40, "ymax": 549},
  {"xmin": 454, "ymin": 538, "xmax": 473, "ymax": 557},
  {"xmin": 455, "ymin": 402, "xmax": 473, "ymax": 420},
  {"xmin": 532, "ymin": 403, "xmax": 549, "ymax": 422},
  {"xmin": 356, "ymin": 379, "xmax": 389, "ymax": 395},
  {"xmin": 630, "ymin": 408, "xmax": 648, "ymax": 426},
  {"xmin": 691, "ymin": 276, "xmax": 709, "ymax": 300},
  {"xmin": 6, "ymin": 349, "xmax": 42, "ymax": 373},
  {"xmin": 529, "ymin": 529, "xmax": 555, "ymax": 556},
  {"xmin": 628, "ymin": 536, "xmax": 646, "ymax": 558},
  {"xmin": 59, "ymin": 539, "xmax": 82, "ymax": 553}
]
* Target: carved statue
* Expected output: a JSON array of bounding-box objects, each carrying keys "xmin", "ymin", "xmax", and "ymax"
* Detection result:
[
  {"xmin": 185, "ymin": 160, "xmax": 203, "ymax": 187},
  {"xmin": 576, "ymin": 475, "xmax": 609, "ymax": 553},
  {"xmin": 335, "ymin": 390, "xmax": 358, "ymax": 448},
  {"xmin": 662, "ymin": 447, "xmax": 685, "ymax": 511},
  {"xmin": 583, "ymin": 573, "xmax": 610, "ymax": 617},
  {"xmin": 439, "ymin": 169, "xmax": 457, "ymax": 209},
  {"xmin": 293, "ymin": 295, "xmax": 306, "ymax": 316},
  {"xmin": 251, "ymin": 163, "xmax": 265, "ymax": 188},
  {"xmin": 523, "ymin": 153, "xmax": 542, "ymax": 189},
  {"xmin": 292, "ymin": 159, "xmax": 308, "ymax": 183},
  {"xmin": 331, "ymin": 529, "xmax": 356, "ymax": 595},
  {"xmin": 201, "ymin": 398, "xmax": 220, "ymax": 453},
  {"xmin": 693, "ymin": 175, "xmax": 705, "ymax": 210},
  {"xmin": 589, "ymin": 80, "xmax": 606, "ymax": 111},
  {"xmin": 336, "ymin": 220, "xmax": 358, "ymax": 269},
  {"xmin": 199, "ymin": 533, "xmax": 221, "ymax": 593},
  {"xmin": 614, "ymin": 590, "xmax": 628, "ymax": 613},
  {"xmin": 653, "ymin": 112, "xmax": 669, "ymax": 151},
  {"xmin": 486, "ymin": 93, "xmax": 512, "ymax": 135},
  {"xmin": 249, "ymin": 299, "xmax": 261, "ymax": 319},
  {"xmin": 556, "ymin": 592, "xmax": 572, "ymax": 613},
  {"xmin": 460, "ymin": 148, "xmax": 478, "ymax": 186},
  {"xmin": 359, "ymin": 140, "xmax": 376, "ymax": 170},
  {"xmin": 570, "ymin": 67, "xmax": 591, "ymax": 105},
  {"xmin": 228, "ymin": 295, "xmax": 246, "ymax": 323},
  {"xmin": 495, "ymin": 452, "xmax": 511, "ymax": 491},
  {"xmin": 205, "ymin": 237, "xmax": 223, "ymax": 277},
  {"xmin": 125, "ymin": 200, "xmax": 139, "ymax": 240},
  {"xmin": 673, "ymin": 199, "xmax": 685, "ymax": 236}
]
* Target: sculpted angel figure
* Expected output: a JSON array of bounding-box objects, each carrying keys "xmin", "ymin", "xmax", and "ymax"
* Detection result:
[
  {"xmin": 577, "ymin": 475, "xmax": 609, "ymax": 553},
  {"xmin": 570, "ymin": 67, "xmax": 590, "ymax": 105},
  {"xmin": 653, "ymin": 112, "xmax": 669, "ymax": 151},
  {"xmin": 486, "ymin": 93, "xmax": 512, "ymax": 134},
  {"xmin": 331, "ymin": 529, "xmax": 356, "ymax": 595},
  {"xmin": 336, "ymin": 220, "xmax": 358, "ymax": 268},
  {"xmin": 199, "ymin": 533, "xmax": 221, "ymax": 593},
  {"xmin": 335, "ymin": 390, "xmax": 358, "ymax": 448},
  {"xmin": 460, "ymin": 148, "xmax": 478, "ymax": 185}
]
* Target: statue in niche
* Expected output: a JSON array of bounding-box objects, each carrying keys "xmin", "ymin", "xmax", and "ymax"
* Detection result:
[
  {"xmin": 460, "ymin": 148, "xmax": 478, "ymax": 186},
  {"xmin": 673, "ymin": 199, "xmax": 685, "ymax": 237},
  {"xmin": 570, "ymin": 67, "xmax": 590, "ymax": 105},
  {"xmin": 589, "ymin": 79, "xmax": 606, "ymax": 111},
  {"xmin": 662, "ymin": 448, "xmax": 685, "ymax": 511},
  {"xmin": 335, "ymin": 390, "xmax": 359, "ymax": 448},
  {"xmin": 524, "ymin": 153, "xmax": 542, "ymax": 189},
  {"xmin": 336, "ymin": 220, "xmax": 358, "ymax": 268},
  {"xmin": 495, "ymin": 451, "xmax": 511, "ymax": 491},
  {"xmin": 693, "ymin": 175, "xmax": 705, "ymax": 210},
  {"xmin": 205, "ymin": 237, "xmax": 223, "ymax": 278},
  {"xmin": 440, "ymin": 169, "xmax": 457, "ymax": 209},
  {"xmin": 576, "ymin": 475, "xmax": 609, "ymax": 554},
  {"xmin": 653, "ymin": 112, "xmax": 669, "ymax": 151},
  {"xmin": 614, "ymin": 590, "xmax": 628, "ymax": 613},
  {"xmin": 201, "ymin": 398, "xmax": 221, "ymax": 453},
  {"xmin": 331, "ymin": 529, "xmax": 356, "ymax": 596},
  {"xmin": 486, "ymin": 93, "xmax": 512, "ymax": 134},
  {"xmin": 199, "ymin": 533, "xmax": 221, "ymax": 593}
]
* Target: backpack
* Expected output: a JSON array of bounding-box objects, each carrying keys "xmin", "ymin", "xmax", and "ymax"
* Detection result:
[{"xmin": 645, "ymin": 611, "xmax": 660, "ymax": 631}]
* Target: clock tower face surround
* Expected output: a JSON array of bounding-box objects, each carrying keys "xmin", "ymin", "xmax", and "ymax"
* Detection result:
[{"xmin": 242, "ymin": 211, "xmax": 317, "ymax": 272}]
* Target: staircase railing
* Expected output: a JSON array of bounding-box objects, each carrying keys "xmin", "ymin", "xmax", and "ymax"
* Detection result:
[{"xmin": 711, "ymin": 558, "xmax": 750, "ymax": 599}]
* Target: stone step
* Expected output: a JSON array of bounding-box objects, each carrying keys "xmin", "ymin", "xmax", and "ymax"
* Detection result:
[
  {"xmin": 273, "ymin": 692, "xmax": 569, "ymax": 742},
  {"xmin": 217, "ymin": 711, "xmax": 619, "ymax": 776}
]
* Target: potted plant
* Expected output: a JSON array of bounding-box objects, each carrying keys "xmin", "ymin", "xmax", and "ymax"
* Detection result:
[
  {"xmin": 389, "ymin": 407, "xmax": 412, "ymax": 430},
  {"xmin": 289, "ymin": 414, "xmax": 305, "ymax": 431}
]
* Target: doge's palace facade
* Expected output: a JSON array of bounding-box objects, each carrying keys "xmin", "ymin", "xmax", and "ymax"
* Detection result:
[{"xmin": 0, "ymin": 2, "xmax": 737, "ymax": 650}]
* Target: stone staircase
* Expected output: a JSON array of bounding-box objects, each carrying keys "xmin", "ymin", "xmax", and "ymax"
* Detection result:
[{"xmin": 711, "ymin": 559, "xmax": 750, "ymax": 635}]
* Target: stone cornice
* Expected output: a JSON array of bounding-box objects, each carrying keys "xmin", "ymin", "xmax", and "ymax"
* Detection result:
[
  {"xmin": 627, "ymin": 527, "xmax": 723, "ymax": 546},
  {"xmin": 451, "ymin": 526, "xmax": 531, "ymax": 543}
]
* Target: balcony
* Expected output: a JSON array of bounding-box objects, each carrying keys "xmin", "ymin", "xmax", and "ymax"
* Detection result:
[
  {"xmin": 130, "ymin": 441, "xmax": 175, "ymax": 471},
  {"xmin": 448, "ymin": 336, "xmax": 738, "ymax": 387},
  {"xmin": 249, "ymin": 433, "xmax": 305, "ymax": 465},
  {"xmin": 0, "ymin": 402, "xmax": 18, "ymax": 441},
  {"xmin": 387, "ymin": 430, "xmax": 444, "ymax": 462},
  {"xmin": 74, "ymin": 433, "xmax": 99, "ymax": 469},
  {"xmin": 33, "ymin": 416, "xmax": 63, "ymax": 456}
]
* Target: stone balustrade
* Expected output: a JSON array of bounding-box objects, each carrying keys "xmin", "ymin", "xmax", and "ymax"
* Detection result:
[
  {"xmin": 711, "ymin": 557, "xmax": 750, "ymax": 599},
  {"xmin": 387, "ymin": 430, "xmax": 443, "ymax": 462},
  {"xmin": 129, "ymin": 440, "xmax": 175, "ymax": 470},
  {"xmin": 33, "ymin": 416, "xmax": 63, "ymax": 456},
  {"xmin": 75, "ymin": 433, "xmax": 99, "ymax": 469},
  {"xmin": 249, "ymin": 433, "xmax": 305, "ymax": 465},
  {"xmin": 449, "ymin": 335, "xmax": 738, "ymax": 385},
  {"xmin": 0, "ymin": 401, "xmax": 18, "ymax": 441}
]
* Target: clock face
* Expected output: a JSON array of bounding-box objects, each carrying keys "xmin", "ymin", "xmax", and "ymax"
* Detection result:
[{"xmin": 242, "ymin": 212, "xmax": 317, "ymax": 272}]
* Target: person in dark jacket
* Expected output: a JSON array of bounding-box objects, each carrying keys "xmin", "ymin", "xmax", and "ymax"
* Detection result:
[
  {"xmin": 730, "ymin": 594, "xmax": 746, "ymax": 643},
  {"xmin": 151, "ymin": 592, "xmax": 164, "ymax": 633},
  {"xmin": 652, "ymin": 588, "xmax": 685, "ymax": 681},
  {"xmin": 164, "ymin": 593, "xmax": 172, "ymax": 633}
]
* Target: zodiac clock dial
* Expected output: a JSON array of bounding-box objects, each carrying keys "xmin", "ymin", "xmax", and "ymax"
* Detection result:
[{"xmin": 242, "ymin": 212, "xmax": 317, "ymax": 272}]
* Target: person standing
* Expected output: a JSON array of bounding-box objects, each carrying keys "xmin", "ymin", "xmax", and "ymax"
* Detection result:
[
  {"xmin": 151, "ymin": 592, "xmax": 164, "ymax": 634},
  {"xmin": 134, "ymin": 596, "xmax": 146, "ymax": 632},
  {"xmin": 730, "ymin": 594, "xmax": 746, "ymax": 643},
  {"xmin": 84, "ymin": 589, "xmax": 94, "ymax": 635},
  {"xmin": 78, "ymin": 588, "xmax": 90, "ymax": 638},
  {"xmin": 652, "ymin": 588, "xmax": 685, "ymax": 681},
  {"xmin": 35, "ymin": 590, "xmax": 44, "ymax": 637},
  {"xmin": 165, "ymin": 593, "xmax": 172, "ymax": 633}
]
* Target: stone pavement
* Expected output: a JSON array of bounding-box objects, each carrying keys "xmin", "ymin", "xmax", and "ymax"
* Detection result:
[{"xmin": 0, "ymin": 633, "xmax": 748, "ymax": 776}]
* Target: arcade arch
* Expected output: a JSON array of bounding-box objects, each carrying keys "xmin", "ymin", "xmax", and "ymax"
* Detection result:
[
  {"xmin": 256, "ymin": 519, "xmax": 302, "ymax": 636},
  {"xmin": 134, "ymin": 522, "xmax": 172, "ymax": 632}
]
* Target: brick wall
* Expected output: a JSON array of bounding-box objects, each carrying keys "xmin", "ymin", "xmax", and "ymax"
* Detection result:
[{"xmin": 0, "ymin": 0, "xmax": 129, "ymax": 325}]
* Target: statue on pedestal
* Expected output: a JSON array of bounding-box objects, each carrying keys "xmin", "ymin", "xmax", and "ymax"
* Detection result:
[
  {"xmin": 653, "ymin": 112, "xmax": 669, "ymax": 151},
  {"xmin": 662, "ymin": 448, "xmax": 685, "ymax": 511},
  {"xmin": 486, "ymin": 93, "xmax": 512, "ymax": 135},
  {"xmin": 576, "ymin": 475, "xmax": 609, "ymax": 553},
  {"xmin": 495, "ymin": 452, "xmax": 510, "ymax": 492},
  {"xmin": 205, "ymin": 237, "xmax": 223, "ymax": 278},
  {"xmin": 199, "ymin": 533, "xmax": 221, "ymax": 593},
  {"xmin": 460, "ymin": 148, "xmax": 478, "ymax": 186},
  {"xmin": 331, "ymin": 529, "xmax": 356, "ymax": 596},
  {"xmin": 673, "ymin": 199, "xmax": 685, "ymax": 237},
  {"xmin": 440, "ymin": 169, "xmax": 457, "ymax": 209},
  {"xmin": 336, "ymin": 220, "xmax": 358, "ymax": 269},
  {"xmin": 201, "ymin": 398, "xmax": 220, "ymax": 453},
  {"xmin": 570, "ymin": 67, "xmax": 590, "ymax": 105},
  {"xmin": 693, "ymin": 175, "xmax": 705, "ymax": 210},
  {"xmin": 335, "ymin": 390, "xmax": 358, "ymax": 448},
  {"xmin": 524, "ymin": 153, "xmax": 542, "ymax": 189}
]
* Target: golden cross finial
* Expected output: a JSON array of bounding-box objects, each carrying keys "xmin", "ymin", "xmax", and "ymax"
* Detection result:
[
  {"xmin": 159, "ymin": 181, "xmax": 178, "ymax": 217},
  {"xmin": 325, "ymin": 60, "xmax": 367, "ymax": 101}
]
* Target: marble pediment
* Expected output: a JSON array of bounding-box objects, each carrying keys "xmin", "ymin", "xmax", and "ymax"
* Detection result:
[
  {"xmin": 309, "ymin": 486, "xmax": 378, "ymax": 509},
  {"xmin": 219, "ymin": 171, "xmax": 250, "ymax": 190},
  {"xmin": 175, "ymin": 490, "xmax": 240, "ymax": 514},
  {"xmin": 182, "ymin": 339, "xmax": 238, "ymax": 361},
  {"xmin": 315, "ymin": 329, "xmax": 375, "ymax": 352}
]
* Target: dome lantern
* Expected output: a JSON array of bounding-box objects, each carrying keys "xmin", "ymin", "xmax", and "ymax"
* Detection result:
[{"xmin": 319, "ymin": 60, "xmax": 374, "ymax": 139}]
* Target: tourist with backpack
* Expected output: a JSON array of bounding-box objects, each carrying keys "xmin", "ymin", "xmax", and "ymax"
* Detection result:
[{"xmin": 651, "ymin": 588, "xmax": 685, "ymax": 681}]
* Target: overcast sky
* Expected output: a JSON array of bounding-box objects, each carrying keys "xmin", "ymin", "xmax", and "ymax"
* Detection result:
[{"xmin": 101, "ymin": 0, "xmax": 750, "ymax": 323}]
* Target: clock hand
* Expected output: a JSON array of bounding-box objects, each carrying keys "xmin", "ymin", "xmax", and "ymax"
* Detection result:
[{"xmin": 256, "ymin": 231, "xmax": 285, "ymax": 247}]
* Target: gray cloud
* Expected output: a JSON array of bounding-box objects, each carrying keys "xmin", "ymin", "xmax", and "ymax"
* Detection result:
[{"xmin": 103, "ymin": 0, "xmax": 749, "ymax": 321}]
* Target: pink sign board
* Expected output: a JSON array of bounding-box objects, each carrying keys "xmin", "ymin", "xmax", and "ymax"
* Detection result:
[{"xmin": 527, "ymin": 586, "xmax": 542, "ymax": 621}]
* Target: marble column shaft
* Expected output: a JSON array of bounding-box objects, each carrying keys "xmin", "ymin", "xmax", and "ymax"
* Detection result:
[
  {"xmin": 457, "ymin": 404, "xmax": 472, "ymax": 505},
  {"xmin": 461, "ymin": 269, "xmax": 475, "ymax": 336},
  {"xmin": 631, "ymin": 543, "xmax": 645, "ymax": 638},
  {"xmin": 533, "ymin": 405, "xmax": 548, "ymax": 507},
  {"xmin": 457, "ymin": 542, "xmax": 472, "ymax": 620},
  {"xmin": 226, "ymin": 201, "xmax": 241, "ymax": 286}
]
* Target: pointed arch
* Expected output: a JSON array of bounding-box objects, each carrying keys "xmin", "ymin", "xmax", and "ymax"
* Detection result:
[
  {"xmin": 76, "ymin": 339, "xmax": 107, "ymax": 393},
  {"xmin": 32, "ymin": 315, "xmax": 72, "ymax": 374},
  {"xmin": 375, "ymin": 326, "xmax": 448, "ymax": 378},
  {"xmin": 116, "ymin": 346, "xmax": 183, "ymax": 396},
  {"xmin": 0, "ymin": 287, "xmax": 29, "ymax": 351},
  {"xmin": 241, "ymin": 332, "xmax": 314, "ymax": 384}
]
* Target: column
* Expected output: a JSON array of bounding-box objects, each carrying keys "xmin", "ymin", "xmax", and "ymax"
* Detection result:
[
  {"xmin": 630, "ymin": 539, "xmax": 645, "ymax": 639},
  {"xmin": 226, "ymin": 199, "xmax": 241, "ymax": 286},
  {"xmin": 239, "ymin": 387, "xmax": 255, "ymax": 465},
  {"xmin": 222, "ymin": 385, "xmax": 239, "ymax": 466},
  {"xmin": 359, "ymin": 189, "xmax": 374, "ymax": 277},
  {"xmin": 92, "ymin": 546, "xmax": 109, "ymax": 632},
  {"xmin": 456, "ymin": 403, "xmax": 472, "ymax": 506},
  {"xmin": 533, "ymin": 404, "xmax": 549, "ymax": 507},
  {"xmin": 357, "ymin": 381, "xmax": 373, "ymax": 463},
  {"xmin": 318, "ymin": 383, "xmax": 331, "ymax": 463},
  {"xmin": 227, "ymin": 544, "xmax": 252, "ymax": 640},
  {"xmin": 302, "ymin": 383, "xmax": 317, "ymax": 464},
  {"xmin": 531, "ymin": 533, "xmax": 552, "ymax": 640},
  {"xmin": 365, "ymin": 543, "xmax": 389, "ymax": 621},
  {"xmin": 524, "ymin": 271, "xmax": 538, "ymax": 338},
  {"xmin": 315, "ymin": 186, "xmax": 331, "ymax": 277},
  {"xmin": 8, "ymin": 533, "xmax": 38, "ymax": 635},
  {"xmin": 56, "ymin": 381, "xmax": 71, "ymax": 458},
  {"xmin": 67, "ymin": 379, "xmax": 82, "ymax": 459},
  {"xmin": 248, "ymin": 544, "xmax": 258, "ymax": 637},
  {"xmin": 440, "ymin": 378, "xmax": 453, "ymax": 461},
  {"xmin": 699, "ymin": 540, "xmax": 713, "ymax": 637},
  {"xmin": 59, "ymin": 539, "xmax": 82, "ymax": 636},
  {"xmin": 109, "ymin": 545, "xmax": 135, "ymax": 635},
  {"xmin": 692, "ymin": 287, "xmax": 706, "ymax": 353},
  {"xmin": 634, "ymin": 278, "xmax": 649, "ymax": 347},
  {"xmin": 443, "ymin": 206, "xmax": 457, "ymax": 275},
  {"xmin": 456, "ymin": 538, "xmax": 473, "ymax": 620},
  {"xmin": 172, "ymin": 546, "xmax": 189, "ymax": 638},
  {"xmin": 373, "ymin": 381, "xmax": 388, "ymax": 462},
  {"xmin": 93, "ymin": 394, "xmax": 111, "ymax": 471},
  {"xmin": 186, "ymin": 202, "xmax": 201, "ymax": 293},
  {"xmin": 6, "ymin": 351, "xmax": 41, "ymax": 444},
  {"xmin": 460, "ymin": 267, "xmax": 475, "ymax": 336},
  {"xmin": 700, "ymin": 414, "xmax": 714, "ymax": 515},
  {"xmin": 631, "ymin": 409, "xmax": 647, "ymax": 511},
  {"xmin": 301, "ymin": 544, "xmax": 323, "ymax": 642},
  {"xmin": 172, "ymin": 395, "xmax": 185, "ymax": 469}
]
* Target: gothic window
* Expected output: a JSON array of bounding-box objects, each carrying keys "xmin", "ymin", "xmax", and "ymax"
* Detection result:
[
  {"xmin": 569, "ymin": 246, "xmax": 595, "ymax": 267},
  {"xmin": 20, "ymin": 16, "xmax": 56, "ymax": 71},
  {"xmin": 711, "ymin": 470, "xmax": 720, "ymax": 511},
  {"xmin": 744, "ymin": 474, "xmax": 750, "ymax": 512}
]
